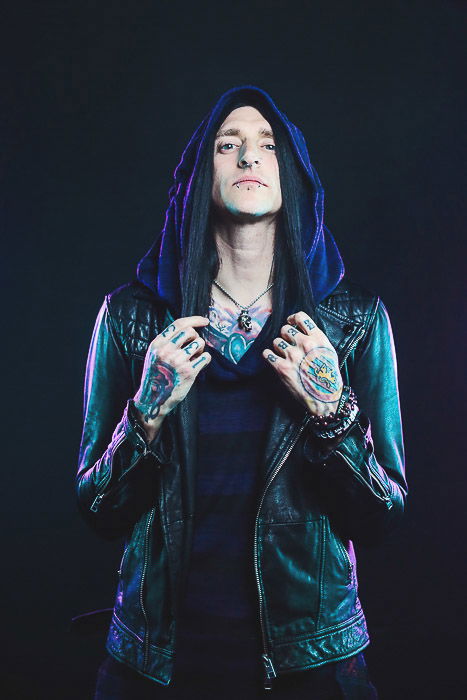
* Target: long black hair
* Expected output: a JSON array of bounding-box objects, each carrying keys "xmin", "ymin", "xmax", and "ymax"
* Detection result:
[{"xmin": 180, "ymin": 97, "xmax": 318, "ymax": 347}]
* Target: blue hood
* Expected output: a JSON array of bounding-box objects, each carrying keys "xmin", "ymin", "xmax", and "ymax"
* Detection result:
[{"xmin": 137, "ymin": 85, "xmax": 344, "ymax": 314}]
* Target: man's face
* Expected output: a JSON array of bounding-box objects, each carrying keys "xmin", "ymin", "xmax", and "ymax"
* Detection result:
[{"xmin": 212, "ymin": 106, "xmax": 282, "ymax": 220}]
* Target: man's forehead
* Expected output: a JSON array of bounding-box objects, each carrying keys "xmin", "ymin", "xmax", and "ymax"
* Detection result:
[{"xmin": 216, "ymin": 106, "xmax": 273, "ymax": 138}]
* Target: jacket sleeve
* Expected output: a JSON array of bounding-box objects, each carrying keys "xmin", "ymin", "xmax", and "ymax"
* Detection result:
[
  {"xmin": 76, "ymin": 297, "xmax": 172, "ymax": 539},
  {"xmin": 304, "ymin": 299, "xmax": 407, "ymax": 544}
]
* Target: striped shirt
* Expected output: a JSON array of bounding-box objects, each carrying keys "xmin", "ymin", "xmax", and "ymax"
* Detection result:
[{"xmin": 174, "ymin": 319, "xmax": 273, "ymax": 678}]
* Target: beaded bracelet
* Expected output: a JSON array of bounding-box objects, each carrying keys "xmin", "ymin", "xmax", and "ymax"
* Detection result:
[
  {"xmin": 312, "ymin": 401, "xmax": 359, "ymax": 440},
  {"xmin": 308, "ymin": 386, "xmax": 357, "ymax": 430}
]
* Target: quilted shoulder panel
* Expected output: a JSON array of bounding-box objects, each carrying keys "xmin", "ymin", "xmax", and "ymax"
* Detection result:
[
  {"xmin": 319, "ymin": 278, "xmax": 378, "ymax": 326},
  {"xmin": 106, "ymin": 281, "xmax": 163, "ymax": 358}
]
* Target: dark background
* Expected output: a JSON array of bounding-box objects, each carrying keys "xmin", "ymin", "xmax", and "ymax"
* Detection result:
[{"xmin": 3, "ymin": 1, "xmax": 466, "ymax": 698}]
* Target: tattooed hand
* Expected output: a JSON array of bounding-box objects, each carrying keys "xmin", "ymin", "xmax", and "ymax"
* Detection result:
[
  {"xmin": 262, "ymin": 311, "xmax": 343, "ymax": 416},
  {"xmin": 133, "ymin": 316, "xmax": 212, "ymax": 439}
]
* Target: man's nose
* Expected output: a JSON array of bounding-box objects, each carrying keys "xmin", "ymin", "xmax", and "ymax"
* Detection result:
[{"xmin": 238, "ymin": 143, "xmax": 261, "ymax": 168}]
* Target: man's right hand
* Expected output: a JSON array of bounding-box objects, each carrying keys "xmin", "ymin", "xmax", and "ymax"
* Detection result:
[{"xmin": 133, "ymin": 316, "xmax": 211, "ymax": 439}]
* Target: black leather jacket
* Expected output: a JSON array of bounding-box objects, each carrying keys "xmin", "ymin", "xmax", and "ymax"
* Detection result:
[{"xmin": 76, "ymin": 277, "xmax": 407, "ymax": 687}]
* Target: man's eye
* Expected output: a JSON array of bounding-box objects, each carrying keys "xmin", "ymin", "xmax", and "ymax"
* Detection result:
[
  {"xmin": 218, "ymin": 143, "xmax": 237, "ymax": 151},
  {"xmin": 264, "ymin": 144, "xmax": 276, "ymax": 151}
]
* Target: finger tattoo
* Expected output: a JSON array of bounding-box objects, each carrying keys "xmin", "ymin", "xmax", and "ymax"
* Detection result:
[
  {"xmin": 161, "ymin": 323, "xmax": 176, "ymax": 338},
  {"xmin": 304, "ymin": 319, "xmax": 315, "ymax": 331},
  {"xmin": 184, "ymin": 340, "xmax": 199, "ymax": 354},
  {"xmin": 277, "ymin": 340, "xmax": 288, "ymax": 350},
  {"xmin": 171, "ymin": 330, "xmax": 186, "ymax": 344},
  {"xmin": 192, "ymin": 355, "xmax": 206, "ymax": 368},
  {"xmin": 267, "ymin": 353, "xmax": 278, "ymax": 363}
]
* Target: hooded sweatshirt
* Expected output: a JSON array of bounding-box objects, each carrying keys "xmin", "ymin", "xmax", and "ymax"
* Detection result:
[
  {"xmin": 134, "ymin": 87, "xmax": 349, "ymax": 685},
  {"xmin": 136, "ymin": 85, "xmax": 344, "ymax": 313}
]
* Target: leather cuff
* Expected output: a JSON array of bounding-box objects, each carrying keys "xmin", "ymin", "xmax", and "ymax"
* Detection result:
[
  {"xmin": 303, "ymin": 410, "xmax": 361, "ymax": 464},
  {"xmin": 125, "ymin": 399, "xmax": 171, "ymax": 464}
]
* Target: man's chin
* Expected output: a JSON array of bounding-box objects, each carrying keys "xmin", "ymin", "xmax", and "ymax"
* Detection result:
[
  {"xmin": 225, "ymin": 205, "xmax": 276, "ymax": 222},
  {"xmin": 212, "ymin": 199, "xmax": 280, "ymax": 223}
]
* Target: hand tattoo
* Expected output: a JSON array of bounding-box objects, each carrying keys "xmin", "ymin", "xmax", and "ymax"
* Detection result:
[
  {"xmin": 298, "ymin": 346, "xmax": 342, "ymax": 403},
  {"xmin": 135, "ymin": 359, "xmax": 179, "ymax": 421}
]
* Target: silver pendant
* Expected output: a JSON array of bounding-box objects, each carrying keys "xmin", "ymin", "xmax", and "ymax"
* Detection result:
[{"xmin": 238, "ymin": 309, "xmax": 252, "ymax": 332}]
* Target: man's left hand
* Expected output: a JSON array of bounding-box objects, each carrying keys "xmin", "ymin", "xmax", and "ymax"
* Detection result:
[{"xmin": 262, "ymin": 311, "xmax": 343, "ymax": 416}]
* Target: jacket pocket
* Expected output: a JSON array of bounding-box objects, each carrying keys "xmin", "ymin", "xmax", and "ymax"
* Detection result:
[
  {"xmin": 320, "ymin": 517, "xmax": 359, "ymax": 629},
  {"xmin": 116, "ymin": 514, "xmax": 147, "ymax": 579},
  {"xmin": 113, "ymin": 512, "xmax": 153, "ymax": 639},
  {"xmin": 259, "ymin": 517, "xmax": 325, "ymax": 639},
  {"xmin": 332, "ymin": 532, "xmax": 353, "ymax": 586}
]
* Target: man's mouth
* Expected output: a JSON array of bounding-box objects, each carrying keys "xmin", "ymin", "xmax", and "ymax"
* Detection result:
[{"xmin": 233, "ymin": 178, "xmax": 267, "ymax": 188}]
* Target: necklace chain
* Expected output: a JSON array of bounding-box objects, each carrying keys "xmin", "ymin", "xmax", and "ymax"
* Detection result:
[
  {"xmin": 212, "ymin": 279, "xmax": 274, "ymax": 332},
  {"xmin": 212, "ymin": 279, "xmax": 274, "ymax": 310}
]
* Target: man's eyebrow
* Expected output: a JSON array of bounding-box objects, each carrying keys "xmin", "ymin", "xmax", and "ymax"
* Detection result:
[{"xmin": 215, "ymin": 127, "xmax": 275, "ymax": 139}]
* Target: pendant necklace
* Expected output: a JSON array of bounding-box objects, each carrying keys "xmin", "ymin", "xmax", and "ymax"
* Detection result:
[{"xmin": 212, "ymin": 279, "xmax": 274, "ymax": 332}]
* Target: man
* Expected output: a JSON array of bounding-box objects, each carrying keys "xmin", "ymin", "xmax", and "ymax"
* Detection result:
[{"xmin": 77, "ymin": 86, "xmax": 407, "ymax": 699}]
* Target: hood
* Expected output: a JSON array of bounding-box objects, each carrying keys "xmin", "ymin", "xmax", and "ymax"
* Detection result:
[{"xmin": 137, "ymin": 85, "xmax": 344, "ymax": 315}]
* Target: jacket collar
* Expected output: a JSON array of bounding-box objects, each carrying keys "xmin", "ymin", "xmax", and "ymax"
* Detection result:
[{"xmin": 317, "ymin": 302, "xmax": 366, "ymax": 369}]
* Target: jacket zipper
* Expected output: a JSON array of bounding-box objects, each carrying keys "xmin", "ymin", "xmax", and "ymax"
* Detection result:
[
  {"xmin": 338, "ymin": 325, "xmax": 366, "ymax": 369},
  {"xmin": 253, "ymin": 417, "xmax": 310, "ymax": 690},
  {"xmin": 90, "ymin": 433, "xmax": 127, "ymax": 512},
  {"xmin": 334, "ymin": 448, "xmax": 391, "ymax": 505},
  {"xmin": 90, "ymin": 432, "xmax": 149, "ymax": 513},
  {"xmin": 367, "ymin": 463, "xmax": 393, "ymax": 504},
  {"xmin": 117, "ymin": 544, "xmax": 130, "ymax": 577},
  {"xmin": 140, "ymin": 507, "xmax": 156, "ymax": 670}
]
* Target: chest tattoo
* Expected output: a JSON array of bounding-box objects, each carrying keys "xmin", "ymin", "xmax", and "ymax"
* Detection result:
[{"xmin": 205, "ymin": 301, "xmax": 271, "ymax": 364}]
